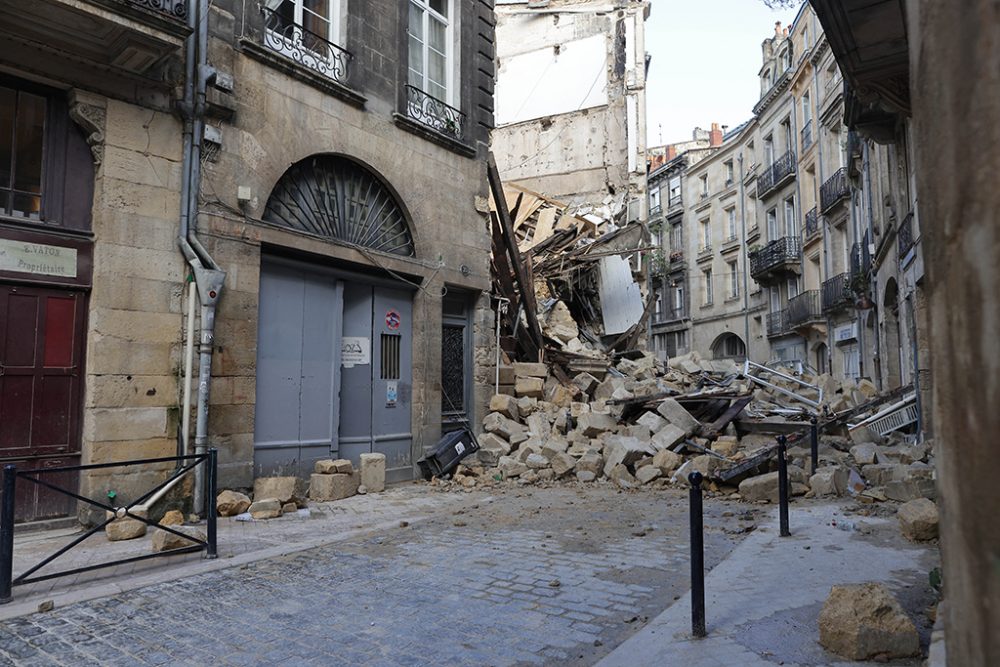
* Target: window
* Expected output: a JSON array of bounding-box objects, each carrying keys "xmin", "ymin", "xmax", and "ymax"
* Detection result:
[
  {"xmin": 724, "ymin": 160, "xmax": 734, "ymax": 185},
  {"xmin": 668, "ymin": 175, "xmax": 681, "ymax": 205},
  {"xmin": 649, "ymin": 186, "xmax": 661, "ymax": 212},
  {"xmin": 784, "ymin": 197, "xmax": 796, "ymax": 237},
  {"xmin": 727, "ymin": 259, "xmax": 739, "ymax": 298},
  {"xmin": 802, "ymin": 92, "xmax": 812, "ymax": 126},
  {"xmin": 764, "ymin": 135, "xmax": 774, "ymax": 165},
  {"xmin": 713, "ymin": 333, "xmax": 746, "ymax": 359},
  {"xmin": 263, "ymin": 0, "xmax": 347, "ymax": 81},
  {"xmin": 700, "ymin": 174, "xmax": 709, "ymax": 198},
  {"xmin": 787, "ymin": 276, "xmax": 799, "ymax": 299},
  {"xmin": 700, "ymin": 219, "xmax": 711, "ymax": 250},
  {"xmin": 782, "ymin": 119, "xmax": 793, "ymax": 154},
  {"xmin": 841, "ymin": 343, "xmax": 860, "ymax": 381},
  {"xmin": 673, "ymin": 284, "xmax": 685, "ymax": 313},
  {"xmin": 702, "ymin": 268, "xmax": 714, "ymax": 306},
  {"xmin": 670, "ymin": 222, "xmax": 683, "ymax": 254},
  {"xmin": 408, "ymin": 0, "xmax": 454, "ymax": 105},
  {"xmin": 766, "ymin": 207, "xmax": 778, "ymax": 240},
  {"xmin": 0, "ymin": 86, "xmax": 45, "ymax": 219},
  {"xmin": 726, "ymin": 207, "xmax": 737, "ymax": 239}
]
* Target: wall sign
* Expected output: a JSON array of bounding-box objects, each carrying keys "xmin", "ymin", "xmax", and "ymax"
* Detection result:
[
  {"xmin": 341, "ymin": 336, "xmax": 370, "ymax": 368},
  {"xmin": 386, "ymin": 380, "xmax": 398, "ymax": 407},
  {"xmin": 385, "ymin": 309, "xmax": 401, "ymax": 330},
  {"xmin": 0, "ymin": 239, "xmax": 78, "ymax": 278}
]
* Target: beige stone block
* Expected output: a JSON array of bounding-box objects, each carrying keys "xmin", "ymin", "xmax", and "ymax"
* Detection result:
[
  {"xmin": 86, "ymin": 438, "xmax": 175, "ymax": 465},
  {"xmin": 208, "ymin": 404, "xmax": 255, "ymax": 437},
  {"xmin": 360, "ymin": 453, "xmax": 386, "ymax": 493},
  {"xmin": 92, "ymin": 274, "xmax": 182, "ymax": 314},
  {"xmin": 515, "ymin": 377, "xmax": 544, "ymax": 398},
  {"xmin": 91, "ymin": 308, "xmax": 182, "ymax": 345},
  {"xmin": 86, "ymin": 374, "xmax": 178, "ymax": 409},
  {"xmin": 93, "ymin": 242, "xmax": 187, "ymax": 282},
  {"xmin": 104, "ymin": 101, "xmax": 184, "ymax": 161},
  {"xmin": 87, "ymin": 337, "xmax": 174, "ymax": 375},
  {"xmin": 85, "ymin": 408, "xmax": 169, "ymax": 442},
  {"xmin": 231, "ymin": 376, "xmax": 256, "ymax": 404},
  {"xmin": 253, "ymin": 476, "xmax": 306, "ymax": 505},
  {"xmin": 152, "ymin": 526, "xmax": 206, "ymax": 552},
  {"xmin": 98, "ymin": 177, "xmax": 178, "ymax": 220},
  {"xmin": 308, "ymin": 473, "xmax": 359, "ymax": 501},
  {"xmin": 103, "ymin": 146, "xmax": 183, "ymax": 191}
]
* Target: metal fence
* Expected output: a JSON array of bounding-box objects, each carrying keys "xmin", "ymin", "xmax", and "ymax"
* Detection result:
[
  {"xmin": 0, "ymin": 451, "xmax": 218, "ymax": 603},
  {"xmin": 820, "ymin": 167, "xmax": 850, "ymax": 212},
  {"xmin": 757, "ymin": 150, "xmax": 797, "ymax": 197}
]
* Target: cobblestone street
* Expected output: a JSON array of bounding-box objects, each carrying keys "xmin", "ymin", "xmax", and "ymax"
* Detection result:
[{"xmin": 0, "ymin": 487, "xmax": 746, "ymax": 666}]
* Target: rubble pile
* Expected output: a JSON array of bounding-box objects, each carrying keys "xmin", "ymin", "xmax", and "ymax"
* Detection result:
[{"xmin": 434, "ymin": 351, "xmax": 934, "ymax": 510}]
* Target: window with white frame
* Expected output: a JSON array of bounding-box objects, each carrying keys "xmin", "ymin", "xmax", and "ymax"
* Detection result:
[
  {"xmin": 668, "ymin": 175, "xmax": 682, "ymax": 205},
  {"xmin": 724, "ymin": 160, "xmax": 734, "ymax": 184},
  {"xmin": 727, "ymin": 259, "xmax": 739, "ymax": 298},
  {"xmin": 726, "ymin": 207, "xmax": 737, "ymax": 239},
  {"xmin": 408, "ymin": 0, "xmax": 454, "ymax": 105},
  {"xmin": 700, "ymin": 219, "xmax": 711, "ymax": 250},
  {"xmin": 263, "ymin": 0, "xmax": 347, "ymax": 81},
  {"xmin": 674, "ymin": 284, "xmax": 685, "ymax": 314},
  {"xmin": 650, "ymin": 186, "xmax": 661, "ymax": 212},
  {"xmin": 700, "ymin": 174, "xmax": 709, "ymax": 197},
  {"xmin": 703, "ymin": 268, "xmax": 714, "ymax": 305},
  {"xmin": 766, "ymin": 207, "xmax": 778, "ymax": 240},
  {"xmin": 787, "ymin": 276, "xmax": 799, "ymax": 299},
  {"xmin": 784, "ymin": 196, "xmax": 796, "ymax": 237}
]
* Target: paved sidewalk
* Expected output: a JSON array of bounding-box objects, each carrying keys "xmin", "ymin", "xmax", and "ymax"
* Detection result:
[
  {"xmin": 2, "ymin": 484, "xmax": 476, "ymax": 621},
  {"xmin": 598, "ymin": 504, "xmax": 938, "ymax": 667}
]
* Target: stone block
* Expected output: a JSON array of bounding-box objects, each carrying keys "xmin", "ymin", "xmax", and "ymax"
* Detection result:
[
  {"xmin": 516, "ymin": 396, "xmax": 538, "ymax": 417},
  {"xmin": 360, "ymin": 453, "xmax": 386, "ymax": 493},
  {"xmin": 308, "ymin": 473, "xmax": 359, "ymax": 501},
  {"xmin": 253, "ymin": 476, "xmax": 306, "ymax": 506},
  {"xmin": 248, "ymin": 498, "xmax": 282, "ymax": 519},
  {"xmin": 548, "ymin": 452, "xmax": 576, "ymax": 477},
  {"xmin": 498, "ymin": 455, "xmax": 528, "ymax": 478},
  {"xmin": 651, "ymin": 424, "xmax": 687, "ymax": 451},
  {"xmin": 577, "ymin": 412, "xmax": 617, "ymax": 438},
  {"xmin": 897, "ymin": 498, "xmax": 939, "ymax": 541},
  {"xmin": 547, "ymin": 383, "xmax": 576, "ymax": 407},
  {"xmin": 636, "ymin": 411, "xmax": 668, "ymax": 433},
  {"xmin": 861, "ymin": 463, "xmax": 907, "ymax": 486},
  {"xmin": 513, "ymin": 362, "xmax": 548, "ymax": 378},
  {"xmin": 738, "ymin": 472, "xmax": 780, "ymax": 502},
  {"xmin": 576, "ymin": 470, "xmax": 597, "ymax": 482},
  {"xmin": 572, "ymin": 372, "xmax": 600, "ymax": 396},
  {"xmin": 151, "ymin": 526, "xmax": 207, "ymax": 552},
  {"xmin": 541, "ymin": 437, "xmax": 569, "ymax": 459},
  {"xmin": 315, "ymin": 459, "xmax": 353, "ymax": 474},
  {"xmin": 850, "ymin": 443, "xmax": 878, "ymax": 465},
  {"xmin": 476, "ymin": 433, "xmax": 511, "ymax": 467},
  {"xmin": 884, "ymin": 478, "xmax": 937, "ymax": 502},
  {"xmin": 635, "ymin": 464, "xmax": 662, "ymax": 484},
  {"xmin": 652, "ymin": 449, "xmax": 683, "ymax": 475},
  {"xmin": 489, "ymin": 393, "xmax": 519, "ymax": 420},
  {"xmin": 105, "ymin": 508, "xmax": 149, "ymax": 541},
  {"xmin": 216, "ymin": 489, "xmax": 251, "ymax": 516},
  {"xmin": 713, "ymin": 435, "xmax": 739, "ymax": 457},
  {"xmin": 525, "ymin": 413, "xmax": 551, "ymax": 441},
  {"xmin": 575, "ymin": 453, "xmax": 604, "ymax": 476},
  {"xmin": 655, "ymin": 398, "xmax": 700, "ymax": 435},
  {"xmin": 607, "ymin": 464, "xmax": 639, "ymax": 489},
  {"xmin": 809, "ymin": 467, "xmax": 848, "ymax": 496},
  {"xmin": 160, "ymin": 510, "xmax": 184, "ymax": 526},
  {"xmin": 524, "ymin": 453, "xmax": 549, "ymax": 470},
  {"xmin": 602, "ymin": 436, "xmax": 655, "ymax": 476},
  {"xmin": 593, "ymin": 377, "xmax": 624, "ymax": 402},
  {"xmin": 282, "ymin": 502, "xmax": 298, "ymax": 514},
  {"xmin": 818, "ymin": 583, "xmax": 920, "ymax": 660},
  {"xmin": 483, "ymin": 412, "xmax": 523, "ymax": 440},
  {"xmin": 515, "ymin": 376, "xmax": 545, "ymax": 398}
]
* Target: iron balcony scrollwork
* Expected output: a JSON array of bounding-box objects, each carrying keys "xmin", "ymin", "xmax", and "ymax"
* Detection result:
[
  {"xmin": 756, "ymin": 150, "xmax": 797, "ymax": 197},
  {"xmin": 766, "ymin": 309, "xmax": 789, "ymax": 337},
  {"xmin": 126, "ymin": 0, "xmax": 187, "ymax": 19},
  {"xmin": 897, "ymin": 212, "xmax": 914, "ymax": 260},
  {"xmin": 820, "ymin": 167, "xmax": 851, "ymax": 212},
  {"xmin": 787, "ymin": 290, "xmax": 821, "ymax": 326},
  {"xmin": 804, "ymin": 207, "xmax": 819, "ymax": 238},
  {"xmin": 749, "ymin": 236, "xmax": 801, "ymax": 279},
  {"xmin": 405, "ymin": 85, "xmax": 465, "ymax": 140},
  {"xmin": 262, "ymin": 6, "xmax": 352, "ymax": 84}
]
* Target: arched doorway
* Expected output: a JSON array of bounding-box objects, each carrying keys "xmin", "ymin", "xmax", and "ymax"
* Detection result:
[
  {"xmin": 711, "ymin": 333, "xmax": 746, "ymax": 360},
  {"xmin": 814, "ymin": 342, "xmax": 829, "ymax": 375},
  {"xmin": 883, "ymin": 278, "xmax": 902, "ymax": 389},
  {"xmin": 254, "ymin": 155, "xmax": 417, "ymax": 481}
]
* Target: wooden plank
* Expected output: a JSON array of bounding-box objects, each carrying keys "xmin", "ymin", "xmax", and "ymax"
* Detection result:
[
  {"xmin": 702, "ymin": 395, "xmax": 754, "ymax": 437},
  {"xmin": 487, "ymin": 153, "xmax": 545, "ymax": 360},
  {"xmin": 528, "ymin": 207, "xmax": 558, "ymax": 249}
]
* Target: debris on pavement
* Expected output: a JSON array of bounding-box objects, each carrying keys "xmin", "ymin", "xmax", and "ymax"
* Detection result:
[{"xmin": 818, "ymin": 582, "xmax": 921, "ymax": 660}]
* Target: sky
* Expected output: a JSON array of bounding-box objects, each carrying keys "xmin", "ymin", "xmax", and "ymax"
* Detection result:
[{"xmin": 644, "ymin": 0, "xmax": 801, "ymax": 147}]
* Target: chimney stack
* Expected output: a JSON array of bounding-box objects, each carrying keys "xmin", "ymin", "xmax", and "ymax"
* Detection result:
[
  {"xmin": 709, "ymin": 122, "xmax": 723, "ymax": 147},
  {"xmin": 775, "ymin": 21, "xmax": 783, "ymax": 37},
  {"xmin": 666, "ymin": 145, "xmax": 677, "ymax": 160}
]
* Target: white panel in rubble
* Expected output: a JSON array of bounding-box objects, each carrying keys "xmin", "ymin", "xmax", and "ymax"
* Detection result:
[{"xmin": 598, "ymin": 255, "xmax": 644, "ymax": 335}]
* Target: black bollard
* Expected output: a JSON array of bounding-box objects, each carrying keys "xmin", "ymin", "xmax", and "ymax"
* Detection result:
[
  {"xmin": 0, "ymin": 465, "xmax": 16, "ymax": 603},
  {"xmin": 777, "ymin": 435, "xmax": 790, "ymax": 537},
  {"xmin": 810, "ymin": 416, "xmax": 819, "ymax": 475},
  {"xmin": 206, "ymin": 448, "xmax": 218, "ymax": 559},
  {"xmin": 688, "ymin": 471, "xmax": 706, "ymax": 638}
]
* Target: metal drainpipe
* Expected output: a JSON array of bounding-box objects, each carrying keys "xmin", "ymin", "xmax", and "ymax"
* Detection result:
[
  {"xmin": 850, "ymin": 190, "xmax": 864, "ymax": 379},
  {"xmin": 814, "ymin": 71, "xmax": 833, "ymax": 375},
  {"xmin": 863, "ymin": 142, "xmax": 881, "ymax": 390},
  {"xmin": 738, "ymin": 152, "xmax": 750, "ymax": 361},
  {"xmin": 179, "ymin": 0, "xmax": 225, "ymax": 517}
]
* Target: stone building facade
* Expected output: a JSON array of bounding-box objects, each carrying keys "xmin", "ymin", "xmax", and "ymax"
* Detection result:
[
  {"xmin": 0, "ymin": 0, "xmax": 497, "ymax": 523},
  {"xmin": 491, "ymin": 0, "xmax": 650, "ymax": 219},
  {"xmin": 647, "ymin": 5, "xmax": 927, "ymax": 408}
]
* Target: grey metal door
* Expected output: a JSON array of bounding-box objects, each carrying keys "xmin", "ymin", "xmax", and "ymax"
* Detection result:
[
  {"xmin": 338, "ymin": 284, "xmax": 413, "ymax": 482},
  {"xmin": 254, "ymin": 261, "xmax": 342, "ymax": 478}
]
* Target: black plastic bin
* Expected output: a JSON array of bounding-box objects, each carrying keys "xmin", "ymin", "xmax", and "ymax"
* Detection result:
[{"xmin": 417, "ymin": 428, "xmax": 479, "ymax": 480}]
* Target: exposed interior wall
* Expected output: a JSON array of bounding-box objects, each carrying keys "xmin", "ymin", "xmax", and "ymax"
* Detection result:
[{"xmin": 906, "ymin": 1, "xmax": 1000, "ymax": 664}]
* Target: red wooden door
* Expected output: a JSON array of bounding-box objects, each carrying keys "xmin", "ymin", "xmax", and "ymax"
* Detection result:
[{"xmin": 0, "ymin": 284, "xmax": 85, "ymax": 521}]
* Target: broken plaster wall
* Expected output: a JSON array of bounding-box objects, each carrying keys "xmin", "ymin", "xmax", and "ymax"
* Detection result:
[{"xmin": 493, "ymin": 1, "xmax": 648, "ymax": 211}]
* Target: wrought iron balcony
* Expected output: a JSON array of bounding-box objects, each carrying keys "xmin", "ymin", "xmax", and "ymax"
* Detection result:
[
  {"xmin": 804, "ymin": 207, "xmax": 820, "ymax": 238},
  {"xmin": 649, "ymin": 203, "xmax": 663, "ymax": 217},
  {"xmin": 756, "ymin": 150, "xmax": 797, "ymax": 197},
  {"xmin": 652, "ymin": 304, "xmax": 689, "ymax": 325},
  {"xmin": 766, "ymin": 309, "xmax": 789, "ymax": 337},
  {"xmin": 748, "ymin": 236, "xmax": 801, "ymax": 284},
  {"xmin": 667, "ymin": 194, "xmax": 683, "ymax": 212},
  {"xmin": 669, "ymin": 250, "xmax": 685, "ymax": 266},
  {"xmin": 787, "ymin": 290, "xmax": 822, "ymax": 326},
  {"xmin": 124, "ymin": 0, "xmax": 187, "ymax": 19},
  {"xmin": 801, "ymin": 120, "xmax": 813, "ymax": 151},
  {"xmin": 820, "ymin": 167, "xmax": 851, "ymax": 212},
  {"xmin": 897, "ymin": 212, "xmax": 915, "ymax": 260},
  {"xmin": 822, "ymin": 272, "xmax": 853, "ymax": 312},
  {"xmin": 262, "ymin": 6, "xmax": 353, "ymax": 83},
  {"xmin": 405, "ymin": 85, "xmax": 465, "ymax": 140}
]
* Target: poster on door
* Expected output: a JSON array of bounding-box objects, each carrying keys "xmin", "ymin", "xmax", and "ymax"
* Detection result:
[
  {"xmin": 386, "ymin": 381, "xmax": 398, "ymax": 407},
  {"xmin": 341, "ymin": 336, "xmax": 370, "ymax": 368}
]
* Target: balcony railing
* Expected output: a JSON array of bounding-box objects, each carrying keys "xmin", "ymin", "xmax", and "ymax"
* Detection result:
[
  {"xmin": 766, "ymin": 309, "xmax": 789, "ymax": 337},
  {"xmin": 262, "ymin": 6, "xmax": 353, "ymax": 83},
  {"xmin": 820, "ymin": 167, "xmax": 851, "ymax": 212},
  {"xmin": 822, "ymin": 272, "xmax": 853, "ymax": 312},
  {"xmin": 749, "ymin": 236, "xmax": 801, "ymax": 279},
  {"xmin": 125, "ymin": 0, "xmax": 187, "ymax": 19},
  {"xmin": 652, "ymin": 305, "xmax": 689, "ymax": 324},
  {"xmin": 801, "ymin": 120, "xmax": 813, "ymax": 150},
  {"xmin": 756, "ymin": 150, "xmax": 797, "ymax": 197},
  {"xmin": 897, "ymin": 212, "xmax": 914, "ymax": 260},
  {"xmin": 405, "ymin": 85, "xmax": 465, "ymax": 140},
  {"xmin": 668, "ymin": 194, "xmax": 683, "ymax": 210},
  {"xmin": 669, "ymin": 249, "xmax": 685, "ymax": 264},
  {"xmin": 804, "ymin": 207, "xmax": 819, "ymax": 238},
  {"xmin": 649, "ymin": 203, "xmax": 663, "ymax": 217},
  {"xmin": 787, "ymin": 290, "xmax": 822, "ymax": 326}
]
